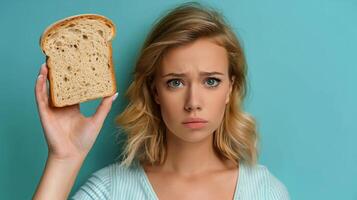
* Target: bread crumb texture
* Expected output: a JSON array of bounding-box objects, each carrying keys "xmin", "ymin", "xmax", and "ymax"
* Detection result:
[{"xmin": 42, "ymin": 17, "xmax": 115, "ymax": 107}]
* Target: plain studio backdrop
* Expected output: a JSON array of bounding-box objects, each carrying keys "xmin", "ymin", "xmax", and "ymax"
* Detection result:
[{"xmin": 0, "ymin": 0, "xmax": 356, "ymax": 199}]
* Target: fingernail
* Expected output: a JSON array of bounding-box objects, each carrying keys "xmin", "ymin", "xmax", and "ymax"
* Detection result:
[
  {"xmin": 112, "ymin": 92, "xmax": 118, "ymax": 102},
  {"xmin": 38, "ymin": 74, "xmax": 43, "ymax": 80}
]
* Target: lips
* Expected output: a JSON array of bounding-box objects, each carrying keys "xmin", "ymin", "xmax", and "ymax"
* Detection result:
[
  {"xmin": 182, "ymin": 118, "xmax": 208, "ymax": 129},
  {"xmin": 183, "ymin": 122, "xmax": 207, "ymax": 129}
]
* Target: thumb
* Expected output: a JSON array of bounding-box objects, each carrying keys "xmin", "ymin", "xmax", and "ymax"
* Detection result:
[{"xmin": 92, "ymin": 92, "xmax": 118, "ymax": 124}]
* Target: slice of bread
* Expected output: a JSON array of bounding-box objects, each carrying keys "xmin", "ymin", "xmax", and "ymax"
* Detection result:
[{"xmin": 40, "ymin": 14, "xmax": 117, "ymax": 107}]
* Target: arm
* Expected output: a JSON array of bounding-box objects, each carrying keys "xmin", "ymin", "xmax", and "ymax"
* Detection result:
[
  {"xmin": 33, "ymin": 156, "xmax": 84, "ymax": 200},
  {"xmin": 32, "ymin": 63, "xmax": 117, "ymax": 199}
]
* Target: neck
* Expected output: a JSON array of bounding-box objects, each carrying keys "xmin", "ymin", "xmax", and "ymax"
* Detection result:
[{"xmin": 161, "ymin": 130, "xmax": 227, "ymax": 176}]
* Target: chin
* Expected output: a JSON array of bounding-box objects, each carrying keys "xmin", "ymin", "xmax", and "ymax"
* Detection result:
[{"xmin": 171, "ymin": 130, "xmax": 214, "ymax": 143}]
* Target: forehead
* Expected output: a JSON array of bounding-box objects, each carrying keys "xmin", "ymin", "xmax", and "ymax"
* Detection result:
[{"xmin": 159, "ymin": 38, "xmax": 229, "ymax": 75}]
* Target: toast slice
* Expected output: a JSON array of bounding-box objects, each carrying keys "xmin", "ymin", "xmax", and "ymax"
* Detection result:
[{"xmin": 40, "ymin": 14, "xmax": 117, "ymax": 107}]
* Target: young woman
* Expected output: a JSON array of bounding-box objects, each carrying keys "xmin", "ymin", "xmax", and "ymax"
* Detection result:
[{"xmin": 33, "ymin": 2, "xmax": 289, "ymax": 200}]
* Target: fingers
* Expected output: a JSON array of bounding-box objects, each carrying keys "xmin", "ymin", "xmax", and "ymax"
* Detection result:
[
  {"xmin": 91, "ymin": 92, "xmax": 118, "ymax": 124},
  {"xmin": 35, "ymin": 63, "xmax": 49, "ymax": 111}
]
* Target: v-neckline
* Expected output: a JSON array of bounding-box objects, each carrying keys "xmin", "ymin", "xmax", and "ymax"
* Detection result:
[{"xmin": 138, "ymin": 161, "xmax": 242, "ymax": 200}]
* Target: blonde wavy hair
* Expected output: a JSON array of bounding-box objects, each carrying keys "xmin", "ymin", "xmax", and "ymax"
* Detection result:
[{"xmin": 115, "ymin": 2, "xmax": 259, "ymax": 168}]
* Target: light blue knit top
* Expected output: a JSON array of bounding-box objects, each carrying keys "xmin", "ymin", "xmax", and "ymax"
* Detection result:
[{"xmin": 71, "ymin": 159, "xmax": 290, "ymax": 200}]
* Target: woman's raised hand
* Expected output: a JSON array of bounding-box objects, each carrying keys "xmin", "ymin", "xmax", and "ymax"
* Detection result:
[{"xmin": 34, "ymin": 63, "xmax": 118, "ymax": 161}]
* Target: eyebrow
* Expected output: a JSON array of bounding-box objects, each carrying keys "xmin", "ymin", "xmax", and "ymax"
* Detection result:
[{"xmin": 162, "ymin": 71, "xmax": 225, "ymax": 78}]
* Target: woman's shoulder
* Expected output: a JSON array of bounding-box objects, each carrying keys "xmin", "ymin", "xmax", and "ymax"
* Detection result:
[
  {"xmin": 237, "ymin": 162, "xmax": 290, "ymax": 200},
  {"xmin": 71, "ymin": 160, "xmax": 143, "ymax": 199},
  {"xmin": 93, "ymin": 159, "xmax": 143, "ymax": 184}
]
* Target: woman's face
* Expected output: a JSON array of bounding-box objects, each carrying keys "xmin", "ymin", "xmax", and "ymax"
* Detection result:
[{"xmin": 153, "ymin": 38, "xmax": 234, "ymax": 143}]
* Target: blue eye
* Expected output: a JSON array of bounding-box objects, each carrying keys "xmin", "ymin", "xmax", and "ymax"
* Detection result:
[
  {"xmin": 205, "ymin": 78, "xmax": 221, "ymax": 88},
  {"xmin": 166, "ymin": 77, "xmax": 221, "ymax": 89},
  {"xmin": 167, "ymin": 79, "xmax": 183, "ymax": 88}
]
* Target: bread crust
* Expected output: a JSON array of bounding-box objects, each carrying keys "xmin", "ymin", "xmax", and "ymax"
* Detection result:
[{"xmin": 39, "ymin": 14, "xmax": 117, "ymax": 107}]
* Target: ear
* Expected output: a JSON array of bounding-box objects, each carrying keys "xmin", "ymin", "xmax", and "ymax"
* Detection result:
[{"xmin": 225, "ymin": 76, "xmax": 235, "ymax": 104}]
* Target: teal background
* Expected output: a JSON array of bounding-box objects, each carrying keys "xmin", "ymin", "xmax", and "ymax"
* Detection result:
[{"xmin": 1, "ymin": 0, "xmax": 356, "ymax": 199}]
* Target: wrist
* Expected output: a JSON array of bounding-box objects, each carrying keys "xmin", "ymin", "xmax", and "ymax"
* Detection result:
[{"xmin": 48, "ymin": 151, "xmax": 87, "ymax": 163}]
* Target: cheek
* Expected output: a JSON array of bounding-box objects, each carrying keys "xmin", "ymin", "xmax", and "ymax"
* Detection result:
[
  {"xmin": 206, "ymin": 86, "xmax": 230, "ymax": 129},
  {"xmin": 207, "ymin": 91, "xmax": 227, "ymax": 120},
  {"xmin": 157, "ymin": 90, "xmax": 182, "ymax": 125}
]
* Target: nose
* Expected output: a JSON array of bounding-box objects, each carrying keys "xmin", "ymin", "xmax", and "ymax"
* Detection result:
[{"xmin": 184, "ymin": 83, "xmax": 202, "ymax": 112}]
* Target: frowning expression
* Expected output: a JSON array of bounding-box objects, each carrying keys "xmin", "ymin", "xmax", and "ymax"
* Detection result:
[{"xmin": 153, "ymin": 38, "xmax": 234, "ymax": 143}]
